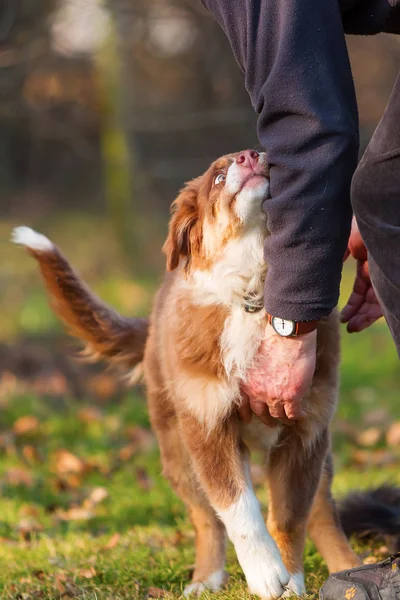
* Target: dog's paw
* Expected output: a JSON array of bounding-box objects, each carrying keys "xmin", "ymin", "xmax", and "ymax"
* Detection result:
[
  {"xmin": 282, "ymin": 572, "xmax": 306, "ymax": 597},
  {"xmin": 183, "ymin": 570, "xmax": 227, "ymax": 596},
  {"xmin": 236, "ymin": 538, "xmax": 290, "ymax": 600}
]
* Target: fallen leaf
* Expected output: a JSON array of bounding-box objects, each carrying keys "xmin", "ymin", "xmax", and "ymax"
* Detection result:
[
  {"xmin": 102, "ymin": 532, "xmax": 120, "ymax": 550},
  {"xmin": 78, "ymin": 567, "xmax": 96, "ymax": 579},
  {"xmin": 84, "ymin": 457, "xmax": 103, "ymax": 472},
  {"xmin": 119, "ymin": 444, "xmax": 136, "ymax": 461},
  {"xmin": 0, "ymin": 371, "xmax": 18, "ymax": 397},
  {"xmin": 20, "ymin": 505, "xmax": 40, "ymax": 518},
  {"xmin": 33, "ymin": 371, "xmax": 68, "ymax": 396},
  {"xmin": 352, "ymin": 449, "xmax": 396, "ymax": 467},
  {"xmin": 88, "ymin": 374, "xmax": 117, "ymax": 400},
  {"xmin": 77, "ymin": 406, "xmax": 103, "ymax": 423},
  {"xmin": 22, "ymin": 445, "xmax": 42, "ymax": 463},
  {"xmin": 55, "ymin": 473, "xmax": 82, "ymax": 491},
  {"xmin": 18, "ymin": 516, "xmax": 43, "ymax": 540},
  {"xmin": 86, "ymin": 486, "xmax": 109, "ymax": 506},
  {"xmin": 58, "ymin": 576, "xmax": 81, "ymax": 598},
  {"xmin": 33, "ymin": 570, "xmax": 45, "ymax": 580},
  {"xmin": 4, "ymin": 467, "xmax": 34, "ymax": 487},
  {"xmin": 147, "ymin": 586, "xmax": 166, "ymax": 598},
  {"xmin": 13, "ymin": 416, "xmax": 40, "ymax": 436},
  {"xmin": 172, "ymin": 530, "xmax": 185, "ymax": 545},
  {"xmin": 52, "ymin": 450, "xmax": 85, "ymax": 474},
  {"xmin": 356, "ymin": 427, "xmax": 382, "ymax": 447},
  {"xmin": 386, "ymin": 422, "xmax": 400, "ymax": 447},
  {"xmin": 55, "ymin": 579, "xmax": 66, "ymax": 595},
  {"xmin": 57, "ymin": 507, "xmax": 94, "ymax": 521}
]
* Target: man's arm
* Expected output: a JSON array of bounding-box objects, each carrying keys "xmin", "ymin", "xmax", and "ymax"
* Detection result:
[
  {"xmin": 200, "ymin": 0, "xmax": 359, "ymax": 421},
  {"xmin": 200, "ymin": 0, "xmax": 359, "ymax": 321}
]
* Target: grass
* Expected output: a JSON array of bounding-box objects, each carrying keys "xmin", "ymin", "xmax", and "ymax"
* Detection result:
[
  {"xmin": 1, "ymin": 390, "xmax": 399, "ymax": 600},
  {"xmin": 0, "ymin": 213, "xmax": 399, "ymax": 599},
  {"xmin": 0, "ymin": 390, "xmax": 399, "ymax": 600}
]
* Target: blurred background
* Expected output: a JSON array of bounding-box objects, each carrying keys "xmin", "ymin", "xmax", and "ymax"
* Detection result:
[{"xmin": 0, "ymin": 1, "xmax": 399, "ymax": 597}]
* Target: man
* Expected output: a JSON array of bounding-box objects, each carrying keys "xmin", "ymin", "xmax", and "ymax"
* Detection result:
[{"xmin": 199, "ymin": 0, "xmax": 400, "ymax": 427}]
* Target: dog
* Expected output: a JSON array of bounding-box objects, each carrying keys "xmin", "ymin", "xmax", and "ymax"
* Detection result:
[{"xmin": 12, "ymin": 149, "xmax": 377, "ymax": 599}]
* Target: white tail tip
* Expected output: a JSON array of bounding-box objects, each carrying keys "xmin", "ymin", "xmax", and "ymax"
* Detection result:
[{"xmin": 11, "ymin": 226, "xmax": 54, "ymax": 252}]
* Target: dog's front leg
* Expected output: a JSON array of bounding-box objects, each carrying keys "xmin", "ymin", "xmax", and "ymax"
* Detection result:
[
  {"xmin": 179, "ymin": 412, "xmax": 289, "ymax": 600},
  {"xmin": 266, "ymin": 427, "xmax": 331, "ymax": 597}
]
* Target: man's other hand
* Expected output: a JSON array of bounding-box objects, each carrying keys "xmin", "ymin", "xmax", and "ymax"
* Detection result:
[{"xmin": 340, "ymin": 217, "xmax": 383, "ymax": 332}]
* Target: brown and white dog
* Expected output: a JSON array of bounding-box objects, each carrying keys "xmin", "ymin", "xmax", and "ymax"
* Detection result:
[{"xmin": 12, "ymin": 150, "xmax": 361, "ymax": 599}]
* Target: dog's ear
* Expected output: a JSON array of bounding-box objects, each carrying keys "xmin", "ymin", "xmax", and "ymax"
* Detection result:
[{"xmin": 163, "ymin": 182, "xmax": 201, "ymax": 271}]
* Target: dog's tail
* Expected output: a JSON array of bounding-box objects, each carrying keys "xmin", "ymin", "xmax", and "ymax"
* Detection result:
[
  {"xmin": 12, "ymin": 227, "xmax": 149, "ymax": 371},
  {"xmin": 338, "ymin": 485, "xmax": 400, "ymax": 552}
]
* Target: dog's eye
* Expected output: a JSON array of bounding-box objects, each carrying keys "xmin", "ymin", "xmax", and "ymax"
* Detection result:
[{"xmin": 214, "ymin": 173, "xmax": 226, "ymax": 185}]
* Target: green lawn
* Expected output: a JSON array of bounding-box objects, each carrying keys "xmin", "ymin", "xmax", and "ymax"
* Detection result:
[{"xmin": 0, "ymin": 214, "xmax": 399, "ymax": 599}]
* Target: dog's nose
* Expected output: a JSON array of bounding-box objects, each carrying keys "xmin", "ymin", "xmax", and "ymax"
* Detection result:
[{"xmin": 236, "ymin": 150, "xmax": 259, "ymax": 169}]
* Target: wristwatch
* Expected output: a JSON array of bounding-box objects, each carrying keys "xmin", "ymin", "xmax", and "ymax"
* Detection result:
[{"xmin": 267, "ymin": 314, "xmax": 318, "ymax": 337}]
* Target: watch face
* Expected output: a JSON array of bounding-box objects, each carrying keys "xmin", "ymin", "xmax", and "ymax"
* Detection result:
[{"xmin": 271, "ymin": 317, "xmax": 295, "ymax": 337}]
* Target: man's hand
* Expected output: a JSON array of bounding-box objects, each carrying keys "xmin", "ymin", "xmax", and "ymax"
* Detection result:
[
  {"xmin": 340, "ymin": 217, "xmax": 383, "ymax": 332},
  {"xmin": 239, "ymin": 325, "xmax": 317, "ymax": 425}
]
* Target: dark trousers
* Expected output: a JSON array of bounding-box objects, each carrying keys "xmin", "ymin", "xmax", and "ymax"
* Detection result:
[{"xmin": 351, "ymin": 72, "xmax": 400, "ymax": 357}]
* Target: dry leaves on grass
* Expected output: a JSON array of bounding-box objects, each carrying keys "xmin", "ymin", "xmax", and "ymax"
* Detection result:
[
  {"xmin": 77, "ymin": 406, "xmax": 103, "ymax": 423},
  {"xmin": 54, "ymin": 486, "xmax": 109, "ymax": 521},
  {"xmin": 52, "ymin": 449, "xmax": 86, "ymax": 475},
  {"xmin": 55, "ymin": 506, "xmax": 95, "ymax": 522},
  {"xmin": 87, "ymin": 373, "xmax": 118, "ymax": 401},
  {"xmin": 78, "ymin": 566, "xmax": 97, "ymax": 579},
  {"xmin": 22, "ymin": 444, "xmax": 43, "ymax": 464},
  {"xmin": 356, "ymin": 427, "xmax": 382, "ymax": 447},
  {"xmin": 386, "ymin": 422, "xmax": 400, "ymax": 447},
  {"xmin": 18, "ymin": 516, "xmax": 43, "ymax": 540},
  {"xmin": 20, "ymin": 505, "xmax": 40, "ymax": 518},
  {"xmin": 352, "ymin": 449, "xmax": 397, "ymax": 467},
  {"xmin": 102, "ymin": 532, "xmax": 121, "ymax": 551},
  {"xmin": 32, "ymin": 371, "xmax": 69, "ymax": 396},
  {"xmin": 147, "ymin": 586, "xmax": 167, "ymax": 598},
  {"xmin": 4, "ymin": 467, "xmax": 34, "ymax": 487},
  {"xmin": 13, "ymin": 416, "xmax": 40, "ymax": 436},
  {"xmin": 86, "ymin": 486, "xmax": 109, "ymax": 506},
  {"xmin": 0, "ymin": 371, "xmax": 19, "ymax": 397},
  {"xmin": 118, "ymin": 444, "xmax": 136, "ymax": 462}
]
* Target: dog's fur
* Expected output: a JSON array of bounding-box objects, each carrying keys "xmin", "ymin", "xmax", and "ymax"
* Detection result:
[{"xmin": 13, "ymin": 150, "xmax": 365, "ymax": 599}]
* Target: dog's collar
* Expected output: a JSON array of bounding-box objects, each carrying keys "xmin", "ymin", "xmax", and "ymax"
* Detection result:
[{"xmin": 243, "ymin": 294, "xmax": 264, "ymax": 314}]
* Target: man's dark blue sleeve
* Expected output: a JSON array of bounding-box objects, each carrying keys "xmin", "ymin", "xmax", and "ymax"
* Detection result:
[{"xmin": 200, "ymin": 0, "xmax": 359, "ymax": 321}]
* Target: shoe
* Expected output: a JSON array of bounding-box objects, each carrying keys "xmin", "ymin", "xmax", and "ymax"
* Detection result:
[{"xmin": 319, "ymin": 553, "xmax": 400, "ymax": 599}]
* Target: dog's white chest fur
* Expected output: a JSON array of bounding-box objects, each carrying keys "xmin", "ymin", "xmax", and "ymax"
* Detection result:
[
  {"xmin": 192, "ymin": 224, "xmax": 267, "ymax": 380},
  {"xmin": 221, "ymin": 304, "xmax": 265, "ymax": 379}
]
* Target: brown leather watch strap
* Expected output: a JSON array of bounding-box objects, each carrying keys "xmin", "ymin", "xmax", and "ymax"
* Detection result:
[{"xmin": 293, "ymin": 320, "xmax": 318, "ymax": 336}]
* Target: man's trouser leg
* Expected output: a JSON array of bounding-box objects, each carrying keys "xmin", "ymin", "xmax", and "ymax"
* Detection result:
[{"xmin": 351, "ymin": 71, "xmax": 400, "ymax": 357}]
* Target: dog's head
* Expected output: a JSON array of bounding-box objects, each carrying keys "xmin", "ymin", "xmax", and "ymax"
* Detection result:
[{"xmin": 163, "ymin": 150, "xmax": 269, "ymax": 271}]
